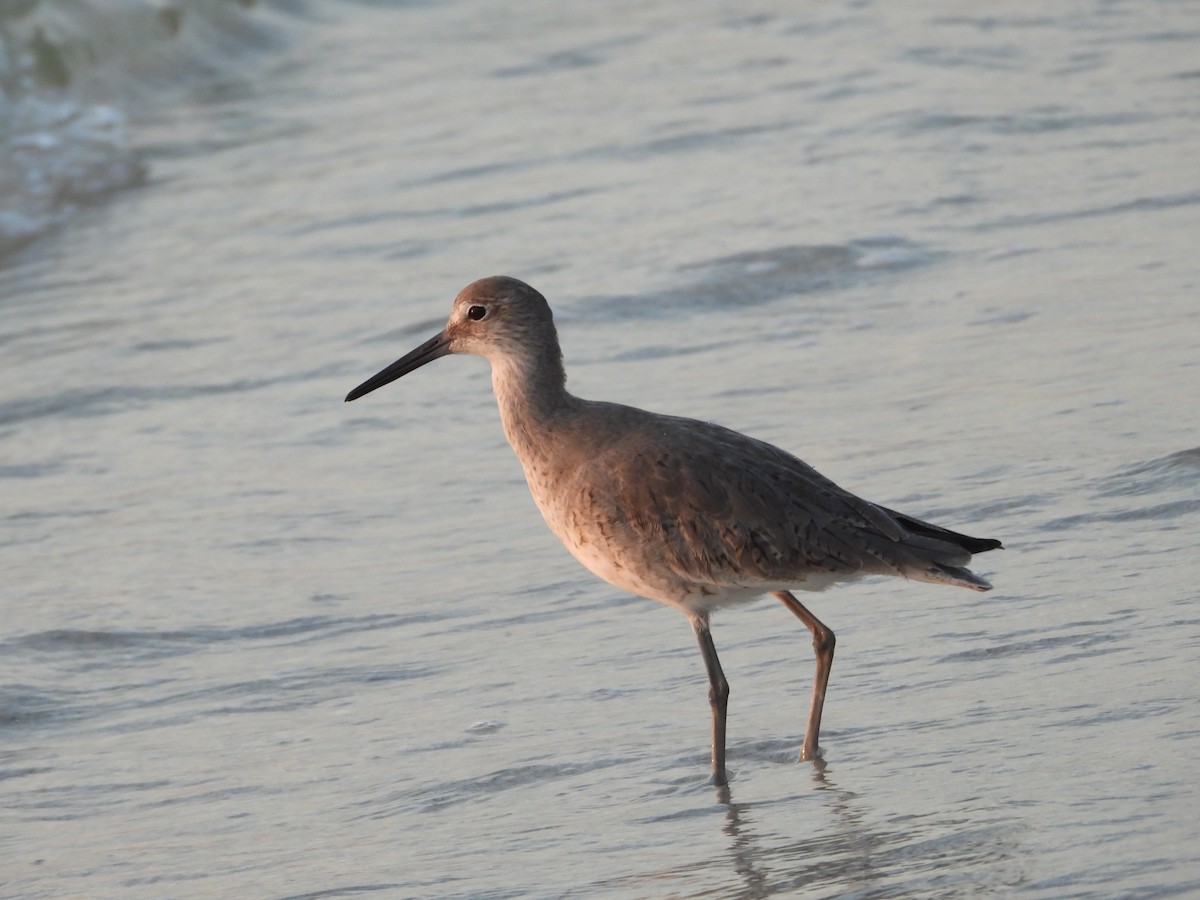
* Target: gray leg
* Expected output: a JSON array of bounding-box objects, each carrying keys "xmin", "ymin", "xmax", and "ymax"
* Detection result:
[
  {"xmin": 689, "ymin": 612, "xmax": 729, "ymax": 786},
  {"xmin": 773, "ymin": 590, "xmax": 836, "ymax": 761}
]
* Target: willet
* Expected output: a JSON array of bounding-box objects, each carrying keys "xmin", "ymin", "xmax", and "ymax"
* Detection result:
[{"xmin": 346, "ymin": 276, "xmax": 1001, "ymax": 785}]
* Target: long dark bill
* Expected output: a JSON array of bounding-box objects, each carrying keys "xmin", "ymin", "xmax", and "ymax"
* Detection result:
[{"xmin": 345, "ymin": 332, "xmax": 451, "ymax": 402}]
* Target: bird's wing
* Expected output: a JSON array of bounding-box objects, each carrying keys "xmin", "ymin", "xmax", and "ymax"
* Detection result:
[{"xmin": 584, "ymin": 415, "xmax": 910, "ymax": 588}]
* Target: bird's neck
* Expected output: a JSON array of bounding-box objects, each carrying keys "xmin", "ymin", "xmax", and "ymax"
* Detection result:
[{"xmin": 490, "ymin": 351, "xmax": 578, "ymax": 468}]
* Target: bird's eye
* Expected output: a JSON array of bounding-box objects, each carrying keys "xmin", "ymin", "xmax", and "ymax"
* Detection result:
[{"xmin": 467, "ymin": 305, "xmax": 487, "ymax": 321}]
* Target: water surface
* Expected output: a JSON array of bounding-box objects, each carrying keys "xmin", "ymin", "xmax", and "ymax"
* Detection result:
[{"xmin": 2, "ymin": 1, "xmax": 1199, "ymax": 897}]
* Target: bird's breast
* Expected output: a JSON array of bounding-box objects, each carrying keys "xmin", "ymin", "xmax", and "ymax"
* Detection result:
[{"xmin": 515, "ymin": 451, "xmax": 753, "ymax": 611}]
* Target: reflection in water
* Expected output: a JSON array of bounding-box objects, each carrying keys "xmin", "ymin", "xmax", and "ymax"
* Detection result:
[
  {"xmin": 603, "ymin": 760, "xmax": 1025, "ymax": 897},
  {"xmin": 716, "ymin": 763, "xmax": 1024, "ymax": 897}
]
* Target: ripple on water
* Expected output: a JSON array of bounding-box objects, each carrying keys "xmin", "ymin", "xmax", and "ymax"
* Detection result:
[
  {"xmin": 357, "ymin": 757, "xmax": 631, "ymax": 818},
  {"xmin": 0, "ymin": 613, "xmax": 452, "ymax": 733},
  {"xmin": 580, "ymin": 238, "xmax": 938, "ymax": 322},
  {"xmin": 0, "ymin": 364, "xmax": 345, "ymax": 425},
  {"xmin": 1034, "ymin": 446, "xmax": 1200, "ymax": 533},
  {"xmin": 1094, "ymin": 446, "xmax": 1200, "ymax": 497}
]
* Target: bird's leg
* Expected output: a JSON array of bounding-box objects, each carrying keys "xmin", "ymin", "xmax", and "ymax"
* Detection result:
[
  {"xmin": 690, "ymin": 612, "xmax": 730, "ymax": 786},
  {"xmin": 773, "ymin": 590, "xmax": 836, "ymax": 761}
]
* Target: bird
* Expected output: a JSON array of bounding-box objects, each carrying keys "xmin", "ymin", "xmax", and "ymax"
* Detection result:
[{"xmin": 345, "ymin": 276, "xmax": 1001, "ymax": 785}]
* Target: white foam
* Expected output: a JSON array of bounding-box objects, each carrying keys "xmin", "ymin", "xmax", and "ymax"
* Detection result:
[
  {"xmin": 1, "ymin": 95, "xmax": 145, "ymax": 255},
  {"xmin": 0, "ymin": 0, "xmax": 286, "ymax": 258}
]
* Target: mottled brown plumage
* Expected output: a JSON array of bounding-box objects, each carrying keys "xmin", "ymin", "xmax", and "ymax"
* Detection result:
[{"xmin": 346, "ymin": 275, "xmax": 1001, "ymax": 785}]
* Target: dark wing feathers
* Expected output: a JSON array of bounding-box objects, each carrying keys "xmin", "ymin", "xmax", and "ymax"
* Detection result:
[{"xmin": 878, "ymin": 505, "xmax": 1004, "ymax": 554}]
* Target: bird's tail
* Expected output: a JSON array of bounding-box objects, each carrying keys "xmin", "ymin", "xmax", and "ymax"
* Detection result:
[{"xmin": 875, "ymin": 506, "xmax": 1002, "ymax": 592}]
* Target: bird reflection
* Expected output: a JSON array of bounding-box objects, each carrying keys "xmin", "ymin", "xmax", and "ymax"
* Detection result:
[{"xmin": 696, "ymin": 755, "xmax": 1019, "ymax": 897}]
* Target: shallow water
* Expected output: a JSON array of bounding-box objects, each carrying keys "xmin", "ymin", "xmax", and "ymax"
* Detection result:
[{"xmin": 3, "ymin": 1, "xmax": 1200, "ymax": 897}]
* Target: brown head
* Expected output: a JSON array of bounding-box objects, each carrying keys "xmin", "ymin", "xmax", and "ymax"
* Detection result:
[{"xmin": 345, "ymin": 276, "xmax": 564, "ymax": 402}]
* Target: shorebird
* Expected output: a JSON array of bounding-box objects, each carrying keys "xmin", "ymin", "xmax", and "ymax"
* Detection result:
[{"xmin": 346, "ymin": 276, "xmax": 1001, "ymax": 785}]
